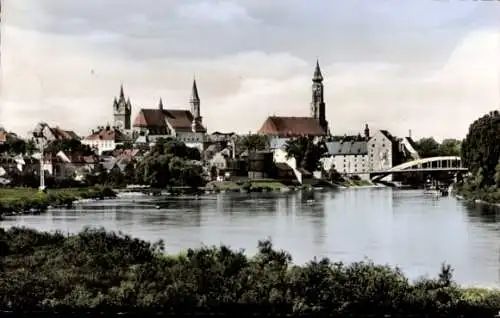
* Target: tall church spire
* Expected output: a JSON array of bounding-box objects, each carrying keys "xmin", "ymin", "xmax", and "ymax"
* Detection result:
[
  {"xmin": 313, "ymin": 59, "xmax": 323, "ymax": 82},
  {"xmin": 310, "ymin": 59, "xmax": 328, "ymax": 135},
  {"xmin": 191, "ymin": 78, "xmax": 200, "ymax": 101},
  {"xmin": 158, "ymin": 98, "xmax": 164, "ymax": 110},
  {"xmin": 189, "ymin": 78, "xmax": 203, "ymax": 132},
  {"xmin": 119, "ymin": 84, "xmax": 125, "ymax": 99}
]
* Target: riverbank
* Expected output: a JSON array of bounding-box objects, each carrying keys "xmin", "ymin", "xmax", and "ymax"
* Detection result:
[
  {"xmin": 206, "ymin": 178, "xmax": 380, "ymax": 193},
  {"xmin": 0, "ymin": 226, "xmax": 498, "ymax": 316},
  {"xmin": 453, "ymin": 183, "xmax": 500, "ymax": 208},
  {"xmin": 0, "ymin": 187, "xmax": 116, "ymax": 217}
]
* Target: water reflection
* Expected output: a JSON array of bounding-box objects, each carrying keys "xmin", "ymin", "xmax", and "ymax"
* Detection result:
[{"xmin": 466, "ymin": 202, "xmax": 500, "ymax": 224}]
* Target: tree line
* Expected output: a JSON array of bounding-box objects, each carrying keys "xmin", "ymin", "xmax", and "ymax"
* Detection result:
[
  {"xmin": 457, "ymin": 110, "xmax": 500, "ymax": 202},
  {"xmin": 0, "ymin": 227, "xmax": 498, "ymax": 316},
  {"xmin": 413, "ymin": 138, "xmax": 461, "ymax": 158}
]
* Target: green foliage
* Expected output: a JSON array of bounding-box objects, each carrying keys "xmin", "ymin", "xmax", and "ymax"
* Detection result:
[
  {"xmin": 461, "ymin": 110, "xmax": 500, "ymax": 186},
  {"xmin": 238, "ymin": 134, "xmax": 269, "ymax": 152},
  {"xmin": 285, "ymin": 137, "xmax": 327, "ymax": 172},
  {"xmin": 0, "ymin": 137, "xmax": 37, "ymax": 155},
  {"xmin": 45, "ymin": 139, "xmax": 93, "ymax": 156},
  {"xmin": 414, "ymin": 137, "xmax": 461, "ymax": 158},
  {"xmin": 135, "ymin": 138, "xmax": 204, "ymax": 188},
  {"xmin": 0, "ymin": 227, "xmax": 498, "ymax": 316},
  {"xmin": 440, "ymin": 139, "xmax": 462, "ymax": 157},
  {"xmin": 0, "ymin": 187, "xmax": 116, "ymax": 215}
]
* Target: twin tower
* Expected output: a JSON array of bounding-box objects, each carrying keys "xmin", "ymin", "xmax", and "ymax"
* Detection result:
[{"xmin": 112, "ymin": 79, "xmax": 201, "ymax": 132}]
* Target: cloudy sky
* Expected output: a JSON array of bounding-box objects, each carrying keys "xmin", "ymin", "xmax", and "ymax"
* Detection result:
[{"xmin": 1, "ymin": 0, "xmax": 500, "ymax": 140}]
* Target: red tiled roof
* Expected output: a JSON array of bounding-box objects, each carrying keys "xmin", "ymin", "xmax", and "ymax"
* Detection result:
[
  {"xmin": 258, "ymin": 116, "xmax": 326, "ymax": 137},
  {"xmin": 133, "ymin": 108, "xmax": 203, "ymax": 132},
  {"xmin": 84, "ymin": 127, "xmax": 131, "ymax": 142}
]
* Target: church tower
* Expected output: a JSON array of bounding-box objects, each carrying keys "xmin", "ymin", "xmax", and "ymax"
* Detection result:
[
  {"xmin": 310, "ymin": 60, "xmax": 328, "ymax": 134},
  {"xmin": 113, "ymin": 84, "xmax": 132, "ymax": 131},
  {"xmin": 189, "ymin": 79, "xmax": 203, "ymax": 132}
]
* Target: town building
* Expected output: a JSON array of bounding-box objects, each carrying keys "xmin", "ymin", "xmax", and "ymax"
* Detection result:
[
  {"xmin": 81, "ymin": 125, "xmax": 132, "ymax": 155},
  {"xmin": 112, "ymin": 85, "xmax": 132, "ymax": 133},
  {"xmin": 132, "ymin": 79, "xmax": 207, "ymax": 152},
  {"xmin": 33, "ymin": 122, "xmax": 79, "ymax": 141},
  {"xmin": 258, "ymin": 60, "xmax": 329, "ymax": 140},
  {"xmin": 322, "ymin": 125, "xmax": 419, "ymax": 181}
]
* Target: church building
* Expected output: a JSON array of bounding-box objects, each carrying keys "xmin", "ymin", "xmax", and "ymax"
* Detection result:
[
  {"xmin": 258, "ymin": 60, "xmax": 330, "ymax": 138},
  {"xmin": 112, "ymin": 85, "xmax": 132, "ymax": 133},
  {"xmin": 131, "ymin": 79, "xmax": 207, "ymax": 151}
]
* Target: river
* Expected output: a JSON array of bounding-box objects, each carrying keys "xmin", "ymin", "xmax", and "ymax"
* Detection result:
[{"xmin": 1, "ymin": 188, "xmax": 499, "ymax": 288}]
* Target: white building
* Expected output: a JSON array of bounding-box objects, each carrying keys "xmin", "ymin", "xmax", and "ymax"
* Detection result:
[
  {"xmin": 323, "ymin": 140, "xmax": 370, "ymax": 180},
  {"xmin": 82, "ymin": 126, "xmax": 131, "ymax": 155},
  {"xmin": 323, "ymin": 128, "xmax": 419, "ymax": 181}
]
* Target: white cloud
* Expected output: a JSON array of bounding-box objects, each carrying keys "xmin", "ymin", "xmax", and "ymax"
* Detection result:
[{"xmin": 176, "ymin": 1, "xmax": 256, "ymax": 24}]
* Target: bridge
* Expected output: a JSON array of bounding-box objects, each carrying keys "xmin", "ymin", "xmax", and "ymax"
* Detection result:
[{"xmin": 370, "ymin": 156, "xmax": 467, "ymax": 181}]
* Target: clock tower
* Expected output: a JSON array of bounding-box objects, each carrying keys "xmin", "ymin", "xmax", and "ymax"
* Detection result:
[{"xmin": 113, "ymin": 84, "xmax": 132, "ymax": 131}]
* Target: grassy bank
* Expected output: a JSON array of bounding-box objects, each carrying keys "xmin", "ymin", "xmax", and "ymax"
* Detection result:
[
  {"xmin": 341, "ymin": 179, "xmax": 374, "ymax": 187},
  {"xmin": 0, "ymin": 227, "xmax": 498, "ymax": 316},
  {"xmin": 0, "ymin": 187, "xmax": 116, "ymax": 216},
  {"xmin": 208, "ymin": 180, "xmax": 287, "ymax": 192}
]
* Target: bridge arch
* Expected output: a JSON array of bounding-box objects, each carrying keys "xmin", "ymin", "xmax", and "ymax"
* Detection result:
[
  {"xmin": 387, "ymin": 156, "xmax": 463, "ymax": 172},
  {"xmin": 370, "ymin": 156, "xmax": 466, "ymax": 181}
]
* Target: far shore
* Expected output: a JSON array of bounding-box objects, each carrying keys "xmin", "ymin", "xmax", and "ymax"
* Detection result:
[{"xmin": 1, "ymin": 179, "xmax": 391, "ymax": 218}]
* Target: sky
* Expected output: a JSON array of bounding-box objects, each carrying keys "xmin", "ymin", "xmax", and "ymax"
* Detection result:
[{"xmin": 1, "ymin": 0, "xmax": 500, "ymax": 140}]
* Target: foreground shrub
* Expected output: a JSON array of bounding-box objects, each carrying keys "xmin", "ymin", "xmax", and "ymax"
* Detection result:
[{"xmin": 0, "ymin": 227, "xmax": 498, "ymax": 316}]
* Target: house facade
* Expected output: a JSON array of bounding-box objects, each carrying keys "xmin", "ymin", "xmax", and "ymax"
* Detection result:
[
  {"xmin": 82, "ymin": 126, "xmax": 132, "ymax": 155},
  {"xmin": 323, "ymin": 140, "xmax": 370, "ymax": 179},
  {"xmin": 322, "ymin": 126, "xmax": 419, "ymax": 181}
]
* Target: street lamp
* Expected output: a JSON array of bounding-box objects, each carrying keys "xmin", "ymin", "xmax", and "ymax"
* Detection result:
[{"xmin": 32, "ymin": 129, "xmax": 47, "ymax": 192}]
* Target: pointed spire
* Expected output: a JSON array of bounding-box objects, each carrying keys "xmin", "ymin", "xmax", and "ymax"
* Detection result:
[
  {"xmin": 313, "ymin": 59, "xmax": 323, "ymax": 82},
  {"xmin": 158, "ymin": 98, "xmax": 164, "ymax": 110},
  {"xmin": 119, "ymin": 84, "xmax": 125, "ymax": 99},
  {"xmin": 191, "ymin": 78, "xmax": 200, "ymax": 101}
]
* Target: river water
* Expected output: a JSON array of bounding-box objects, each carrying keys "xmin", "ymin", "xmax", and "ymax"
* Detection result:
[{"xmin": 1, "ymin": 188, "xmax": 499, "ymax": 287}]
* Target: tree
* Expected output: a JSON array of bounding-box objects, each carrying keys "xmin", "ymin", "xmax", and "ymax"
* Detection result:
[
  {"xmin": 123, "ymin": 162, "xmax": 136, "ymax": 184},
  {"xmin": 438, "ymin": 139, "xmax": 461, "ymax": 157},
  {"xmin": 284, "ymin": 137, "xmax": 327, "ymax": 172},
  {"xmin": 238, "ymin": 134, "xmax": 268, "ymax": 152},
  {"xmin": 415, "ymin": 137, "xmax": 440, "ymax": 158},
  {"xmin": 46, "ymin": 139, "xmax": 93, "ymax": 156},
  {"xmin": 461, "ymin": 110, "xmax": 500, "ymax": 186}
]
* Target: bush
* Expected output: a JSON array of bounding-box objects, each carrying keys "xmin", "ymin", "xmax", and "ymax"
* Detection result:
[{"xmin": 0, "ymin": 227, "xmax": 498, "ymax": 316}]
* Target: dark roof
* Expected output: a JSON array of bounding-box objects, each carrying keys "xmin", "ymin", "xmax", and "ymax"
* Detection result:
[
  {"xmin": 326, "ymin": 141, "xmax": 368, "ymax": 156},
  {"xmin": 405, "ymin": 137, "xmax": 418, "ymax": 150},
  {"xmin": 133, "ymin": 108, "xmax": 206, "ymax": 133},
  {"xmin": 379, "ymin": 130, "xmax": 398, "ymax": 143},
  {"xmin": 258, "ymin": 116, "xmax": 326, "ymax": 137},
  {"xmin": 49, "ymin": 127, "xmax": 79, "ymax": 140},
  {"xmin": 85, "ymin": 127, "xmax": 131, "ymax": 142}
]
